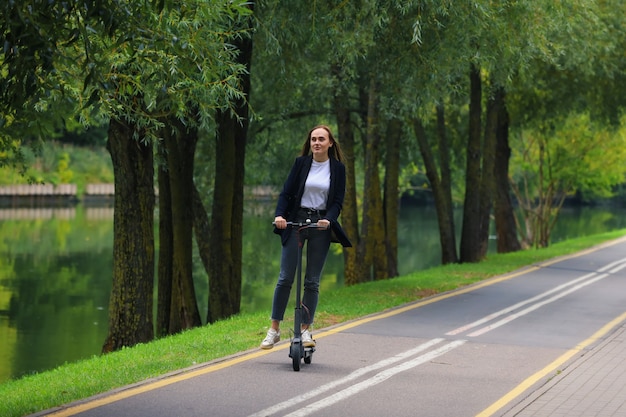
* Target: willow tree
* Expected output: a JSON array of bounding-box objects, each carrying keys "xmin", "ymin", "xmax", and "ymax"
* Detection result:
[
  {"xmin": 407, "ymin": 1, "xmax": 534, "ymax": 263},
  {"xmin": 406, "ymin": 0, "xmax": 609, "ymax": 262},
  {"xmin": 100, "ymin": 2, "xmax": 252, "ymax": 347},
  {"xmin": 19, "ymin": 0, "xmax": 254, "ymax": 350}
]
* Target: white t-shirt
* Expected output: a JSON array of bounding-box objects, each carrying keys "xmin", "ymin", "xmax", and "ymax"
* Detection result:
[{"xmin": 300, "ymin": 159, "xmax": 330, "ymax": 210}]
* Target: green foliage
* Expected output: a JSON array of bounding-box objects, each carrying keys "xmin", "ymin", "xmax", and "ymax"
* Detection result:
[
  {"xmin": 2, "ymin": 0, "xmax": 254, "ymax": 154},
  {"xmin": 4, "ymin": 0, "xmax": 624, "ymax": 199},
  {"xmin": 72, "ymin": 0, "xmax": 254, "ymax": 136},
  {"xmin": 0, "ymin": 0, "xmax": 127, "ymax": 114},
  {"xmin": 0, "ymin": 137, "xmax": 29, "ymax": 178},
  {"xmin": 2, "ymin": 0, "xmax": 255, "ymax": 190},
  {"xmin": 0, "ymin": 142, "xmax": 113, "ymax": 191},
  {"xmin": 56, "ymin": 152, "xmax": 73, "ymax": 184},
  {"xmin": 510, "ymin": 113, "xmax": 626, "ymax": 247},
  {"xmin": 511, "ymin": 113, "xmax": 626, "ymax": 201}
]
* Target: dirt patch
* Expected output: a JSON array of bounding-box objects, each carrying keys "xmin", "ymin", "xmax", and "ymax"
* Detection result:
[
  {"xmin": 316, "ymin": 313, "xmax": 347, "ymax": 328},
  {"xmin": 414, "ymin": 288, "xmax": 439, "ymax": 298}
]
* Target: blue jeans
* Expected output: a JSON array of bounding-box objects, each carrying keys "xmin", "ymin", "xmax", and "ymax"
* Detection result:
[{"xmin": 271, "ymin": 223, "xmax": 331, "ymax": 326}]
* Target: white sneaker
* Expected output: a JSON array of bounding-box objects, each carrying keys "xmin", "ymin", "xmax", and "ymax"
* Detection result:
[
  {"xmin": 260, "ymin": 328, "xmax": 280, "ymax": 350},
  {"xmin": 302, "ymin": 329, "xmax": 315, "ymax": 347}
]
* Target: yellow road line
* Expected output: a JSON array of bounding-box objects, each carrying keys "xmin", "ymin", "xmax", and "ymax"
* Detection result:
[
  {"xmin": 48, "ymin": 268, "xmax": 534, "ymax": 417},
  {"xmin": 49, "ymin": 236, "xmax": 626, "ymax": 416},
  {"xmin": 476, "ymin": 310, "xmax": 626, "ymax": 417},
  {"xmin": 47, "ymin": 348, "xmax": 283, "ymax": 416}
]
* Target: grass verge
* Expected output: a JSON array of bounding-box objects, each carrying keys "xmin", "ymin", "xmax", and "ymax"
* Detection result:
[{"xmin": 1, "ymin": 230, "xmax": 625, "ymax": 417}]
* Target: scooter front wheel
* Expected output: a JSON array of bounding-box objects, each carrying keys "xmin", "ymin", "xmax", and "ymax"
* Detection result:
[{"xmin": 291, "ymin": 342, "xmax": 301, "ymax": 371}]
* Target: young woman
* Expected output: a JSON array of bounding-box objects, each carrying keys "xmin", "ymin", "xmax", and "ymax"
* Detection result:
[{"xmin": 260, "ymin": 125, "xmax": 351, "ymax": 349}]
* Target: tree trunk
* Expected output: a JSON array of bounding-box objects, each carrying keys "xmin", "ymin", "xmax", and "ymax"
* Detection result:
[
  {"xmin": 102, "ymin": 118, "xmax": 155, "ymax": 353},
  {"xmin": 493, "ymin": 89, "xmax": 521, "ymax": 253},
  {"xmin": 412, "ymin": 114, "xmax": 458, "ymax": 265},
  {"xmin": 332, "ymin": 73, "xmax": 361, "ymax": 285},
  {"xmin": 209, "ymin": 112, "xmax": 243, "ymax": 323},
  {"xmin": 165, "ymin": 122, "xmax": 201, "ymax": 332},
  {"xmin": 192, "ymin": 183, "xmax": 212, "ymax": 281},
  {"xmin": 383, "ymin": 119, "xmax": 400, "ymax": 277},
  {"xmin": 460, "ymin": 64, "xmax": 483, "ymax": 263},
  {"xmin": 435, "ymin": 104, "xmax": 458, "ymax": 264},
  {"xmin": 361, "ymin": 77, "xmax": 387, "ymax": 280},
  {"xmin": 477, "ymin": 86, "xmax": 499, "ymax": 258},
  {"xmin": 207, "ymin": 14, "xmax": 252, "ymax": 322},
  {"xmin": 156, "ymin": 144, "xmax": 173, "ymax": 337}
]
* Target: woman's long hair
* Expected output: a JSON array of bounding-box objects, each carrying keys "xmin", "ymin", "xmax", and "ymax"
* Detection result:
[{"xmin": 300, "ymin": 124, "xmax": 345, "ymax": 163}]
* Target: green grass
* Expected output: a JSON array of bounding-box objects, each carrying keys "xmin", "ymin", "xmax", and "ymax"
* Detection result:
[{"xmin": 1, "ymin": 230, "xmax": 625, "ymax": 417}]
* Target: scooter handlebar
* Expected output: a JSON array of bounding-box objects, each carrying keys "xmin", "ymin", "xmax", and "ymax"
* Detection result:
[{"xmin": 272, "ymin": 220, "xmax": 320, "ymax": 228}]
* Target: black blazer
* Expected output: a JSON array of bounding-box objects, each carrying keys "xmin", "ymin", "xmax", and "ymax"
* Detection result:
[{"xmin": 274, "ymin": 155, "xmax": 352, "ymax": 247}]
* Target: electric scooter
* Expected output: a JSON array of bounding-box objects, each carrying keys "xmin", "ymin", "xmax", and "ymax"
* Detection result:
[{"xmin": 276, "ymin": 219, "xmax": 319, "ymax": 371}]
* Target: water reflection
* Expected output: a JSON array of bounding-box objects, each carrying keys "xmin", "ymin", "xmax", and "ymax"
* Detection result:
[
  {"xmin": 0, "ymin": 205, "xmax": 113, "ymax": 383},
  {"xmin": 0, "ymin": 203, "xmax": 624, "ymax": 383}
]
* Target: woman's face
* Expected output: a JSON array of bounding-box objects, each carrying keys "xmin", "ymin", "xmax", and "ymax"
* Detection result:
[{"xmin": 310, "ymin": 127, "xmax": 333, "ymax": 161}]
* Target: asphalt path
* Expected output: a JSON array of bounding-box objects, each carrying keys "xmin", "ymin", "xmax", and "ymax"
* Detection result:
[{"xmin": 37, "ymin": 236, "xmax": 626, "ymax": 417}]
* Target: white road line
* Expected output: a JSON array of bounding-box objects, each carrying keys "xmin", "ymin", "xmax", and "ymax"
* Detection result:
[
  {"xmin": 250, "ymin": 258, "xmax": 626, "ymax": 417},
  {"xmin": 283, "ymin": 340, "xmax": 467, "ymax": 417},
  {"xmin": 446, "ymin": 272, "xmax": 598, "ymax": 336},
  {"xmin": 468, "ymin": 273, "xmax": 609, "ymax": 337},
  {"xmin": 607, "ymin": 259, "xmax": 626, "ymax": 274},
  {"xmin": 447, "ymin": 257, "xmax": 626, "ymax": 337},
  {"xmin": 598, "ymin": 257, "xmax": 626, "ymax": 273},
  {"xmin": 247, "ymin": 338, "xmax": 445, "ymax": 417}
]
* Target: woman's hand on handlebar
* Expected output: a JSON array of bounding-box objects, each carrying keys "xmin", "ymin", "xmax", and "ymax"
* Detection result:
[
  {"xmin": 274, "ymin": 217, "xmax": 329, "ymax": 229},
  {"xmin": 317, "ymin": 219, "xmax": 330, "ymax": 229},
  {"xmin": 274, "ymin": 216, "xmax": 287, "ymax": 229}
]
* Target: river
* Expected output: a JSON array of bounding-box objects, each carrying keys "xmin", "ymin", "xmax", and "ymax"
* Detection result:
[{"xmin": 0, "ymin": 202, "xmax": 624, "ymax": 383}]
